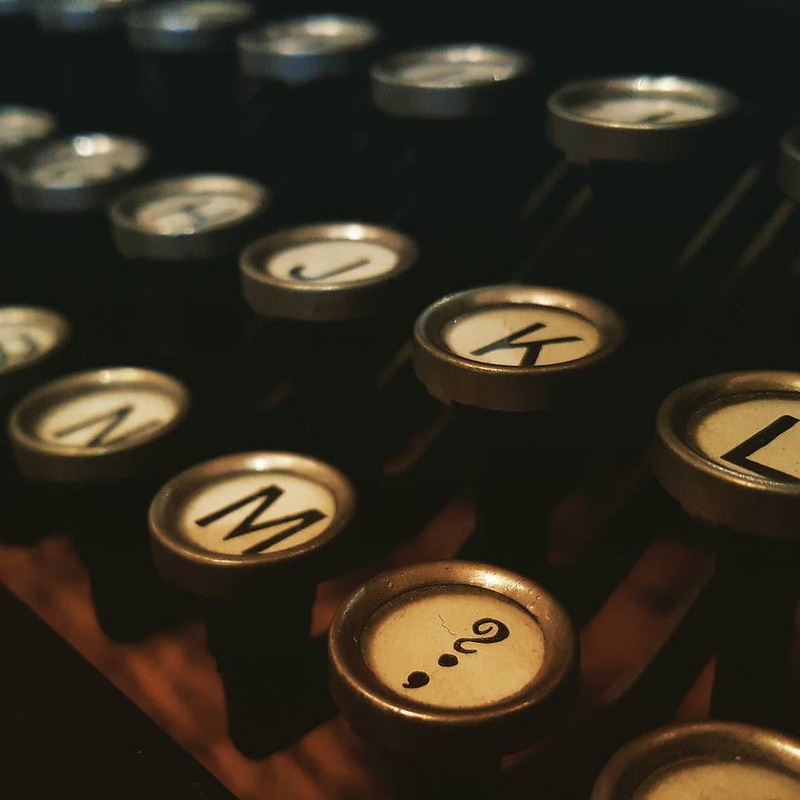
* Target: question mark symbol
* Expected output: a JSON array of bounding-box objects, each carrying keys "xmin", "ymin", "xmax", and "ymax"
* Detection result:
[{"xmin": 403, "ymin": 617, "xmax": 510, "ymax": 689}]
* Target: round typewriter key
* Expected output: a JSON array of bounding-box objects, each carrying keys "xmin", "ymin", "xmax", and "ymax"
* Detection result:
[
  {"xmin": 372, "ymin": 44, "xmax": 535, "ymax": 120},
  {"xmin": 10, "ymin": 366, "xmax": 190, "ymax": 483},
  {"xmin": 111, "ymin": 173, "xmax": 270, "ymax": 261},
  {"xmin": 241, "ymin": 222, "xmax": 416, "ymax": 322},
  {"xmin": 236, "ymin": 14, "xmax": 381, "ymax": 218},
  {"xmin": 35, "ymin": 0, "xmax": 144, "ymax": 131},
  {"xmin": 0, "ymin": 306, "xmax": 70, "ymax": 405},
  {"xmin": 651, "ymin": 371, "xmax": 800, "ymax": 729},
  {"xmin": 0, "ymin": 106, "xmax": 56, "ymax": 167},
  {"xmin": 7, "ymin": 366, "xmax": 192, "ymax": 638},
  {"xmin": 150, "ymin": 451, "xmax": 356, "ymax": 756},
  {"xmin": 547, "ymin": 75, "xmax": 740, "ymax": 164},
  {"xmin": 329, "ymin": 561, "xmax": 577, "ymax": 791},
  {"xmin": 592, "ymin": 722, "xmax": 800, "ymax": 800},
  {"xmin": 239, "ymin": 14, "xmax": 380, "ymax": 85},
  {"xmin": 414, "ymin": 285, "xmax": 626, "ymax": 571},
  {"xmin": 127, "ymin": 0, "xmax": 256, "ymax": 169},
  {"xmin": 7, "ymin": 132, "xmax": 150, "ymax": 213}
]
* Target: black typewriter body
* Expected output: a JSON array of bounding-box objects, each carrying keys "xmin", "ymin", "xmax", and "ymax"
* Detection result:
[{"xmin": 1, "ymin": 2, "xmax": 799, "ymax": 799}]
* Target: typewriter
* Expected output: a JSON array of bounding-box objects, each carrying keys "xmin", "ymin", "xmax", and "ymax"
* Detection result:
[{"xmin": 1, "ymin": 1, "xmax": 799, "ymax": 798}]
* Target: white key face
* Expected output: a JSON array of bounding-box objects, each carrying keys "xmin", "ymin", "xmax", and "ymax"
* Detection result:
[
  {"xmin": 180, "ymin": 472, "xmax": 336, "ymax": 555},
  {"xmin": 0, "ymin": 321, "xmax": 59, "ymax": 373},
  {"xmin": 396, "ymin": 53, "xmax": 520, "ymax": 87},
  {"xmin": 636, "ymin": 760, "xmax": 800, "ymax": 800},
  {"xmin": 442, "ymin": 305, "xmax": 601, "ymax": 367},
  {"xmin": 0, "ymin": 109, "xmax": 54, "ymax": 152},
  {"xmin": 361, "ymin": 586, "xmax": 545, "ymax": 710},
  {"xmin": 158, "ymin": 1, "xmax": 250, "ymax": 30},
  {"xmin": 265, "ymin": 239, "xmax": 400, "ymax": 285},
  {"xmin": 575, "ymin": 94, "xmax": 713, "ymax": 125},
  {"xmin": 692, "ymin": 396, "xmax": 800, "ymax": 482},
  {"xmin": 29, "ymin": 140, "xmax": 145, "ymax": 189},
  {"xmin": 33, "ymin": 386, "xmax": 180, "ymax": 450},
  {"xmin": 134, "ymin": 192, "xmax": 257, "ymax": 234}
]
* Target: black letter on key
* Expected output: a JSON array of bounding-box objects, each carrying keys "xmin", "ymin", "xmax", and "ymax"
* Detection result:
[
  {"xmin": 721, "ymin": 415, "xmax": 800, "ymax": 483},
  {"xmin": 195, "ymin": 484, "xmax": 327, "ymax": 554},
  {"xmin": 471, "ymin": 322, "xmax": 581, "ymax": 366},
  {"xmin": 53, "ymin": 404, "xmax": 160, "ymax": 447},
  {"xmin": 289, "ymin": 257, "xmax": 371, "ymax": 282}
]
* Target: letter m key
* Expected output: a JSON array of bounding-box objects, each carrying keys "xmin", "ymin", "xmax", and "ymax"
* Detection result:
[{"xmin": 194, "ymin": 484, "xmax": 327, "ymax": 554}]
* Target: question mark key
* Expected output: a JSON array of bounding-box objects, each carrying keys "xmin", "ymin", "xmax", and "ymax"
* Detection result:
[{"xmin": 329, "ymin": 561, "xmax": 579, "ymax": 762}]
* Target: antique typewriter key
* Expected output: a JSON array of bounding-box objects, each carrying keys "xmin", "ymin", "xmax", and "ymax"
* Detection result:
[
  {"xmin": 8, "ymin": 367, "xmax": 193, "ymax": 638},
  {"xmin": 592, "ymin": 722, "xmax": 800, "ymax": 800},
  {"xmin": 0, "ymin": 105, "xmax": 56, "ymax": 169},
  {"xmin": 109, "ymin": 173, "xmax": 271, "ymax": 415},
  {"xmin": 4, "ymin": 132, "xmax": 150, "ymax": 349},
  {"xmin": 240, "ymin": 222, "xmax": 419, "ymax": 473},
  {"xmin": 546, "ymin": 75, "xmax": 741, "ymax": 300},
  {"xmin": 35, "ymin": 0, "xmax": 144, "ymax": 132},
  {"xmin": 368, "ymin": 43, "xmax": 538, "ymax": 238},
  {"xmin": 127, "ymin": 0, "xmax": 256, "ymax": 170},
  {"xmin": 237, "ymin": 14, "xmax": 382, "ymax": 219},
  {"xmin": 651, "ymin": 371, "xmax": 800, "ymax": 730},
  {"xmin": 149, "ymin": 451, "xmax": 356, "ymax": 758},
  {"xmin": 329, "ymin": 561, "xmax": 578, "ymax": 798},
  {"xmin": 413, "ymin": 285, "xmax": 626, "ymax": 571}
]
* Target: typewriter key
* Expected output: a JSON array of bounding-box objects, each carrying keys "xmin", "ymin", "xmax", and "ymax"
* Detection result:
[
  {"xmin": 240, "ymin": 222, "xmax": 419, "ymax": 471},
  {"xmin": 0, "ymin": 306, "xmax": 71, "ymax": 408},
  {"xmin": 237, "ymin": 14, "xmax": 381, "ymax": 218},
  {"xmin": 127, "ymin": 0, "xmax": 256, "ymax": 170},
  {"xmin": 547, "ymin": 75, "xmax": 739, "ymax": 164},
  {"xmin": 329, "ymin": 561, "xmax": 578, "ymax": 795},
  {"xmin": 7, "ymin": 367, "xmax": 193, "ymax": 637},
  {"xmin": 413, "ymin": 285, "xmax": 626, "ymax": 569},
  {"xmin": 35, "ymin": 0, "xmax": 144, "ymax": 131},
  {"xmin": 0, "ymin": 105, "xmax": 56, "ymax": 168},
  {"xmin": 592, "ymin": 722, "xmax": 800, "ymax": 800},
  {"xmin": 651, "ymin": 371, "xmax": 800, "ymax": 729},
  {"xmin": 6, "ymin": 132, "xmax": 150, "ymax": 213},
  {"xmin": 149, "ymin": 451, "xmax": 356, "ymax": 757}
]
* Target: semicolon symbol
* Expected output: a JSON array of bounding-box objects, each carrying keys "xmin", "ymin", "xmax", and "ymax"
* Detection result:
[{"xmin": 402, "ymin": 617, "xmax": 510, "ymax": 689}]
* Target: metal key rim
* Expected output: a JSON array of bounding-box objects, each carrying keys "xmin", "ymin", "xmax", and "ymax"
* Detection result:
[
  {"xmin": 149, "ymin": 451, "xmax": 357, "ymax": 600},
  {"xmin": 329, "ymin": 560, "xmax": 578, "ymax": 761},
  {"xmin": 0, "ymin": 306, "xmax": 71, "ymax": 380},
  {"xmin": 35, "ymin": 0, "xmax": 146, "ymax": 32},
  {"xmin": 591, "ymin": 721, "xmax": 800, "ymax": 800}
]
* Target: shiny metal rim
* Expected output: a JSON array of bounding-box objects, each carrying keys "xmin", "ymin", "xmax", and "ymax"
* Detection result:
[
  {"xmin": 240, "ymin": 221, "xmax": 417, "ymax": 321},
  {"xmin": 110, "ymin": 173, "xmax": 271, "ymax": 261},
  {"xmin": 412, "ymin": 284, "xmax": 626, "ymax": 412},
  {"xmin": 329, "ymin": 560, "xmax": 578, "ymax": 760},
  {"xmin": 149, "ymin": 451, "xmax": 357, "ymax": 597},
  {"xmin": 0, "ymin": 306, "xmax": 71, "ymax": 379},
  {"xmin": 591, "ymin": 721, "xmax": 800, "ymax": 800},
  {"xmin": 35, "ymin": 0, "xmax": 145, "ymax": 31},
  {"xmin": 651, "ymin": 371, "xmax": 800, "ymax": 539}
]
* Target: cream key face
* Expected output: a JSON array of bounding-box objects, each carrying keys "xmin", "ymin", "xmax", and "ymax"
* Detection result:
[
  {"xmin": 134, "ymin": 192, "xmax": 258, "ymax": 234},
  {"xmin": 157, "ymin": 0, "xmax": 252, "ymax": 30},
  {"xmin": 635, "ymin": 759, "xmax": 800, "ymax": 800},
  {"xmin": 0, "ymin": 310, "xmax": 64, "ymax": 373},
  {"xmin": 361, "ymin": 585, "xmax": 546, "ymax": 710},
  {"xmin": 0, "ymin": 108, "xmax": 55, "ymax": 152},
  {"xmin": 264, "ymin": 239, "xmax": 400, "ymax": 285},
  {"xmin": 575, "ymin": 94, "xmax": 713, "ymax": 125},
  {"xmin": 33, "ymin": 385, "xmax": 181, "ymax": 450},
  {"xmin": 257, "ymin": 15, "xmax": 378, "ymax": 54},
  {"xmin": 180, "ymin": 471, "xmax": 336, "ymax": 555},
  {"xmin": 442, "ymin": 305, "xmax": 601, "ymax": 367},
  {"xmin": 392, "ymin": 47, "xmax": 525, "ymax": 87},
  {"xmin": 692, "ymin": 396, "xmax": 800, "ymax": 483}
]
